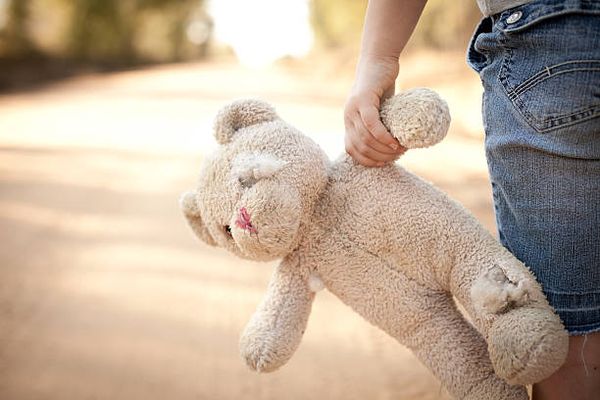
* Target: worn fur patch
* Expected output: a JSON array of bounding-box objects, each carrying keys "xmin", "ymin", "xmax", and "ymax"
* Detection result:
[
  {"xmin": 471, "ymin": 265, "xmax": 532, "ymax": 314},
  {"xmin": 308, "ymin": 273, "xmax": 325, "ymax": 292},
  {"xmin": 231, "ymin": 153, "xmax": 286, "ymax": 187}
]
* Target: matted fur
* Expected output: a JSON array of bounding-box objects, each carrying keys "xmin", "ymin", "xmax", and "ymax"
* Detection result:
[{"xmin": 182, "ymin": 88, "xmax": 568, "ymax": 400}]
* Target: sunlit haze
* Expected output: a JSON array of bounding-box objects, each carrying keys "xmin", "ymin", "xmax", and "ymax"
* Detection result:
[{"xmin": 207, "ymin": 0, "xmax": 313, "ymax": 67}]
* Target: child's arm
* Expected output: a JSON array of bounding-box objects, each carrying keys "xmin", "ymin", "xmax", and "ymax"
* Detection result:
[{"xmin": 345, "ymin": 0, "xmax": 428, "ymax": 167}]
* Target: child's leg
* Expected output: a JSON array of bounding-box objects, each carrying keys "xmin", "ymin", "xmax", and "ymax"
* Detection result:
[{"xmin": 532, "ymin": 333, "xmax": 600, "ymax": 400}]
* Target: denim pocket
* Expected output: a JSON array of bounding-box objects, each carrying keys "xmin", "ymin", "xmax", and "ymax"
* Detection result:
[
  {"xmin": 467, "ymin": 17, "xmax": 494, "ymax": 74},
  {"xmin": 496, "ymin": 3, "xmax": 600, "ymax": 133},
  {"xmin": 500, "ymin": 57, "xmax": 600, "ymax": 133}
]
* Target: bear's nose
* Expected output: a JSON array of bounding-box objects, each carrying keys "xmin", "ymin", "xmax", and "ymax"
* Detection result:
[{"xmin": 235, "ymin": 207, "xmax": 258, "ymax": 233}]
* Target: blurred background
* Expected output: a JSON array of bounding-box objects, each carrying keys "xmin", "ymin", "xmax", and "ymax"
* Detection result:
[{"xmin": 0, "ymin": 1, "xmax": 491, "ymax": 399}]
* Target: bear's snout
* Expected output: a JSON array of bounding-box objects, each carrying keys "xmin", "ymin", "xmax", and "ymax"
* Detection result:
[{"xmin": 235, "ymin": 207, "xmax": 258, "ymax": 234}]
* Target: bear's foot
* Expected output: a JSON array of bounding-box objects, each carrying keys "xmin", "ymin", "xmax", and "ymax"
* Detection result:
[{"xmin": 487, "ymin": 306, "xmax": 568, "ymax": 384}]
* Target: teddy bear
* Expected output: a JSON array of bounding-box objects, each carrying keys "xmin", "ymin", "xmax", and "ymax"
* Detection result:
[{"xmin": 180, "ymin": 88, "xmax": 568, "ymax": 400}]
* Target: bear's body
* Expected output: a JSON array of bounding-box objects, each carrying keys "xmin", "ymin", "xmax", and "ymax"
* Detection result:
[
  {"xmin": 291, "ymin": 155, "xmax": 541, "ymax": 399},
  {"xmin": 181, "ymin": 89, "xmax": 568, "ymax": 400}
]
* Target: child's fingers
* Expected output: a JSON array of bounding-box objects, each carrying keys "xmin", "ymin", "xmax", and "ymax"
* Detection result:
[
  {"xmin": 344, "ymin": 135, "xmax": 382, "ymax": 167},
  {"xmin": 359, "ymin": 105, "xmax": 404, "ymax": 152},
  {"xmin": 352, "ymin": 114, "xmax": 399, "ymax": 156},
  {"xmin": 344, "ymin": 95, "xmax": 405, "ymax": 167},
  {"xmin": 345, "ymin": 120, "xmax": 399, "ymax": 166}
]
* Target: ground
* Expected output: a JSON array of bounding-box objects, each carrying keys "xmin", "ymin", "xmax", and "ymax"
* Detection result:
[{"xmin": 0, "ymin": 52, "xmax": 494, "ymax": 400}]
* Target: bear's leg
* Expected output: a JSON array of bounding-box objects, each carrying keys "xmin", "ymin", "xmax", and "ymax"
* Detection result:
[
  {"xmin": 451, "ymin": 251, "xmax": 568, "ymax": 385},
  {"xmin": 400, "ymin": 292, "xmax": 527, "ymax": 400},
  {"xmin": 239, "ymin": 256, "xmax": 316, "ymax": 373}
]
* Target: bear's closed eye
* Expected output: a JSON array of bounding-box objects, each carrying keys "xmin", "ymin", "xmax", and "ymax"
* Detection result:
[{"xmin": 238, "ymin": 176, "xmax": 256, "ymax": 188}]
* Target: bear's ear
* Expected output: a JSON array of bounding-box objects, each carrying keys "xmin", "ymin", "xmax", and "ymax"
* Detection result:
[
  {"xmin": 179, "ymin": 191, "xmax": 216, "ymax": 246},
  {"xmin": 214, "ymin": 99, "xmax": 278, "ymax": 144}
]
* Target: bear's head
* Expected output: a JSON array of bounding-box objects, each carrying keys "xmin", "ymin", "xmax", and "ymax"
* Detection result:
[
  {"xmin": 182, "ymin": 88, "xmax": 450, "ymax": 261},
  {"xmin": 181, "ymin": 99, "xmax": 329, "ymax": 261}
]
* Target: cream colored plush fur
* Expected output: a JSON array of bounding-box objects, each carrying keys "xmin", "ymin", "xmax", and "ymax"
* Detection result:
[{"xmin": 181, "ymin": 88, "xmax": 568, "ymax": 400}]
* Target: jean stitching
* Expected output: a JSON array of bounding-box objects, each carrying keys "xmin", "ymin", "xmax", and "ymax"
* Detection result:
[
  {"xmin": 558, "ymin": 320, "xmax": 600, "ymax": 328},
  {"xmin": 515, "ymin": 60, "xmax": 600, "ymax": 92},
  {"xmin": 498, "ymin": 39, "xmax": 600, "ymax": 133},
  {"xmin": 555, "ymin": 305, "xmax": 600, "ymax": 312},
  {"xmin": 514, "ymin": 67, "xmax": 600, "ymax": 97},
  {"xmin": 512, "ymin": 93, "xmax": 600, "ymax": 133},
  {"xmin": 497, "ymin": 35, "xmax": 544, "ymax": 133},
  {"xmin": 546, "ymin": 289, "xmax": 600, "ymax": 296},
  {"xmin": 543, "ymin": 106, "xmax": 600, "ymax": 129},
  {"xmin": 513, "ymin": 62, "xmax": 600, "ymax": 96},
  {"xmin": 512, "ymin": 60, "xmax": 600, "ymax": 93}
]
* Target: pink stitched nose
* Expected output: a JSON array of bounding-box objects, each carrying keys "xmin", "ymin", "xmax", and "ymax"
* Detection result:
[{"xmin": 235, "ymin": 207, "xmax": 258, "ymax": 233}]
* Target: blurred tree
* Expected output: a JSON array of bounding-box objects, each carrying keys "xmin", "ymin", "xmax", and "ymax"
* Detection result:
[
  {"xmin": 310, "ymin": 0, "xmax": 367, "ymax": 48},
  {"xmin": 62, "ymin": 0, "xmax": 206, "ymax": 64},
  {"xmin": 1, "ymin": 0, "xmax": 38, "ymax": 56},
  {"xmin": 163, "ymin": 0, "xmax": 198, "ymax": 61},
  {"xmin": 66, "ymin": 0, "xmax": 134, "ymax": 63},
  {"xmin": 413, "ymin": 0, "xmax": 481, "ymax": 49},
  {"xmin": 0, "ymin": 0, "xmax": 211, "ymax": 90},
  {"xmin": 310, "ymin": 0, "xmax": 481, "ymax": 50}
]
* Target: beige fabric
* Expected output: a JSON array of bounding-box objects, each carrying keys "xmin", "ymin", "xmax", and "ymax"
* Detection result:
[
  {"xmin": 181, "ymin": 88, "xmax": 568, "ymax": 400},
  {"xmin": 476, "ymin": 0, "xmax": 533, "ymax": 16}
]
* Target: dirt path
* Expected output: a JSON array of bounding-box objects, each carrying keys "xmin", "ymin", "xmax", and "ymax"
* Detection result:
[{"xmin": 0, "ymin": 57, "xmax": 491, "ymax": 400}]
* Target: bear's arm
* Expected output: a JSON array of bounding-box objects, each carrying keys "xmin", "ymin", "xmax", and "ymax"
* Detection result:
[{"xmin": 239, "ymin": 254, "xmax": 315, "ymax": 372}]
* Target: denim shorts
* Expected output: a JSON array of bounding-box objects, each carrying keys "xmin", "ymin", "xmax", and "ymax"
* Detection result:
[{"xmin": 467, "ymin": 0, "xmax": 600, "ymax": 334}]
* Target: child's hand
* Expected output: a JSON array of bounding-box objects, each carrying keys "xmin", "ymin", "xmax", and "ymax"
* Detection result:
[{"xmin": 344, "ymin": 55, "xmax": 406, "ymax": 167}]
